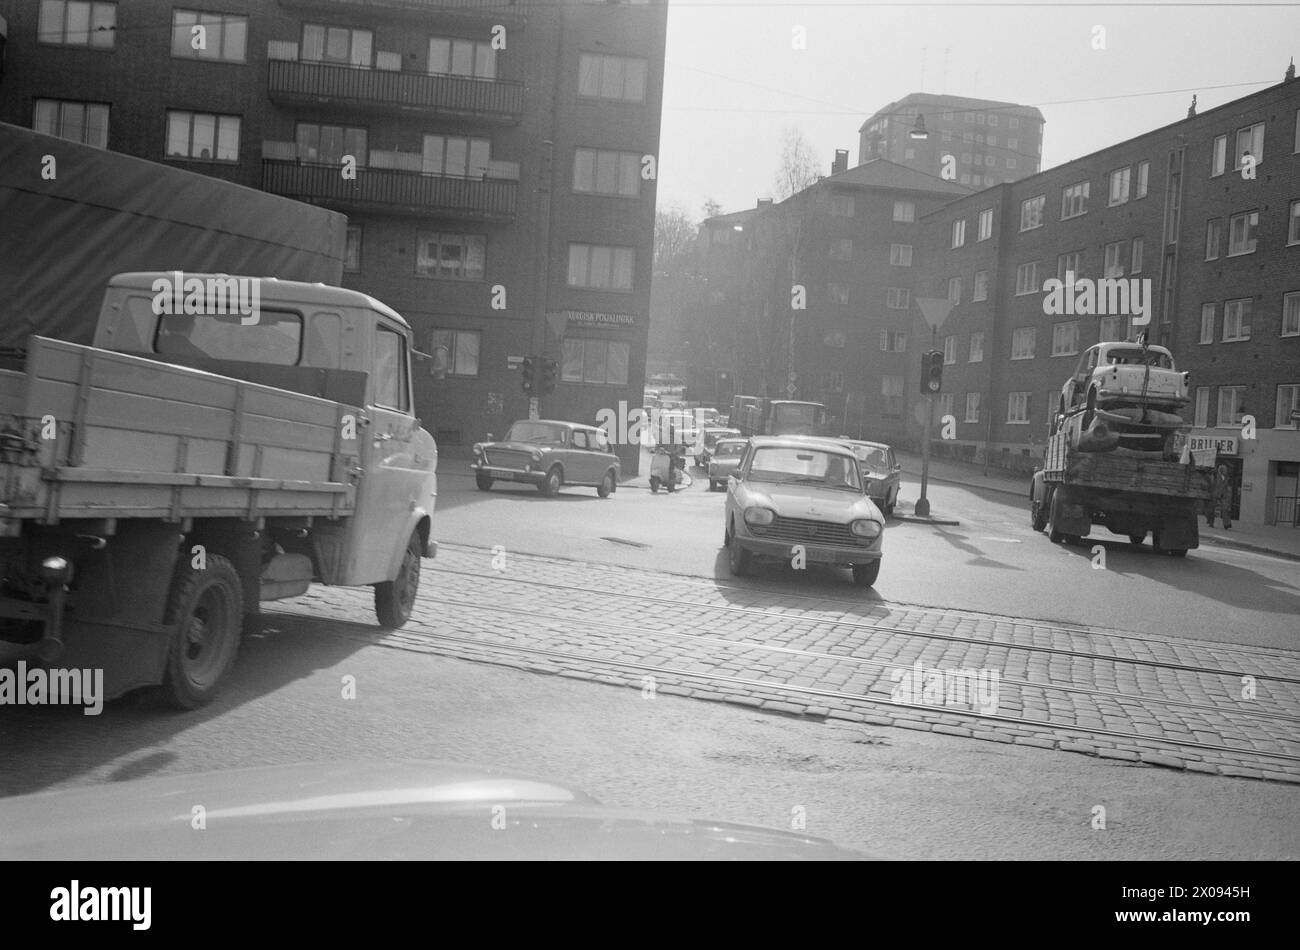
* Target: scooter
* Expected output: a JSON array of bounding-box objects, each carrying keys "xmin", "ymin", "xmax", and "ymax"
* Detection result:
[{"xmin": 648, "ymin": 445, "xmax": 687, "ymax": 493}]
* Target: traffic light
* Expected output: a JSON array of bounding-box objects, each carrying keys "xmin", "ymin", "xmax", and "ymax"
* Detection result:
[
  {"xmin": 921, "ymin": 350, "xmax": 943, "ymax": 395},
  {"xmin": 540, "ymin": 358, "xmax": 558, "ymax": 396},
  {"xmin": 521, "ymin": 356, "xmax": 535, "ymax": 394}
]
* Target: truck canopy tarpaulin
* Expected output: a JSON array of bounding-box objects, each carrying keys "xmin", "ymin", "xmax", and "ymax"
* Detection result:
[{"xmin": 0, "ymin": 122, "xmax": 346, "ymax": 349}]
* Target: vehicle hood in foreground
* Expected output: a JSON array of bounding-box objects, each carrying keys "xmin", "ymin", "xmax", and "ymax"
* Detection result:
[{"xmin": 0, "ymin": 761, "xmax": 872, "ymax": 861}]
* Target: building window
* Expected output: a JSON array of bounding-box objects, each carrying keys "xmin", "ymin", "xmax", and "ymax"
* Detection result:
[
  {"xmin": 987, "ymin": 136, "xmax": 997, "ymax": 147},
  {"xmin": 977, "ymin": 208, "xmax": 993, "ymax": 240},
  {"xmin": 1103, "ymin": 241, "xmax": 1126, "ymax": 278},
  {"xmin": 1008, "ymin": 138, "xmax": 1018, "ymax": 150},
  {"xmin": 1052, "ymin": 321, "xmax": 1079, "ymax": 357},
  {"xmin": 422, "ymin": 134, "xmax": 490, "ymax": 178},
  {"xmin": 1015, "ymin": 261, "xmax": 1040, "ymax": 296},
  {"xmin": 1289, "ymin": 200, "xmax": 1300, "ymax": 245},
  {"xmin": 428, "ymin": 35, "xmax": 496, "ymax": 78},
  {"xmin": 827, "ymin": 282, "xmax": 850, "ymax": 305},
  {"xmin": 973, "ymin": 270, "xmax": 988, "ymax": 301},
  {"xmin": 886, "ymin": 287, "xmax": 910, "ymax": 310},
  {"xmin": 1135, "ymin": 160, "xmax": 1149, "ymax": 197},
  {"xmin": 951, "ymin": 219, "xmax": 966, "ymax": 248},
  {"xmin": 964, "ymin": 332, "xmax": 984, "ymax": 363},
  {"xmin": 577, "ymin": 53, "xmax": 647, "ymax": 102},
  {"xmin": 1058, "ymin": 251, "xmax": 1083, "ymax": 285},
  {"xmin": 1011, "ymin": 327, "xmax": 1036, "ymax": 360},
  {"xmin": 572, "ymin": 148, "xmax": 640, "ymax": 197},
  {"xmin": 1007, "ymin": 392, "xmax": 1030, "ymax": 424},
  {"xmin": 830, "ymin": 194, "xmax": 855, "ymax": 217},
  {"xmin": 879, "ymin": 329, "xmax": 907, "ymax": 352},
  {"xmin": 1193, "ymin": 387, "xmax": 1210, "ymax": 427},
  {"xmin": 343, "ymin": 226, "xmax": 362, "ymax": 273},
  {"xmin": 881, "ymin": 376, "xmax": 904, "ymax": 417},
  {"xmin": 1284, "ymin": 292, "xmax": 1300, "ymax": 337},
  {"xmin": 1061, "ymin": 180, "xmax": 1090, "ymax": 219},
  {"xmin": 1200, "ymin": 304, "xmax": 1216, "ymax": 343},
  {"xmin": 938, "ymin": 393, "xmax": 954, "ymax": 418},
  {"xmin": 561, "ymin": 338, "xmax": 630, "ymax": 385},
  {"xmin": 961, "ymin": 153, "xmax": 972, "ymax": 165},
  {"xmin": 302, "ymin": 23, "xmax": 373, "ymax": 68},
  {"xmin": 988, "ymin": 115, "xmax": 998, "ymax": 127},
  {"xmin": 889, "ymin": 244, "xmax": 913, "ymax": 266},
  {"xmin": 947, "ymin": 277, "xmax": 962, "ymax": 304},
  {"xmin": 1217, "ymin": 386, "xmax": 1246, "ymax": 426},
  {"xmin": 416, "ymin": 232, "xmax": 486, "ymax": 281},
  {"xmin": 1211, "ymin": 135, "xmax": 1227, "ymax": 177},
  {"xmin": 1223, "ymin": 298, "xmax": 1252, "ymax": 341},
  {"xmin": 1131, "ymin": 237, "xmax": 1144, "ymax": 274},
  {"xmin": 943, "ymin": 335, "xmax": 957, "ymax": 364},
  {"xmin": 1020, "ymin": 194, "xmax": 1045, "ymax": 231},
  {"xmin": 828, "ymin": 239, "xmax": 853, "ymax": 261},
  {"xmin": 1277, "ymin": 384, "xmax": 1300, "ymax": 428},
  {"xmin": 1227, "ymin": 211, "xmax": 1259, "ymax": 256},
  {"xmin": 941, "ymin": 130, "xmax": 952, "ymax": 142},
  {"xmin": 1235, "ymin": 122, "xmax": 1265, "ymax": 170},
  {"xmin": 1108, "ymin": 167, "xmax": 1130, "ymax": 206},
  {"xmin": 965, "ymin": 392, "xmax": 981, "ymax": 423},
  {"xmin": 1205, "ymin": 219, "xmax": 1222, "ymax": 260},
  {"xmin": 567, "ymin": 244, "xmax": 634, "ymax": 291},
  {"xmin": 166, "ymin": 110, "xmax": 239, "ymax": 162},
  {"xmin": 32, "ymin": 99, "xmax": 108, "ymax": 148},
  {"xmin": 1007, "ymin": 157, "xmax": 1017, "ymax": 170},
  {"xmin": 39, "ymin": 1, "xmax": 115, "ymax": 47},
  {"xmin": 297, "ymin": 123, "xmax": 367, "ymax": 166},
  {"xmin": 430, "ymin": 329, "xmax": 481, "ymax": 377},
  {"xmin": 171, "ymin": 9, "xmax": 247, "ymax": 62},
  {"xmin": 960, "ymin": 174, "xmax": 971, "ymax": 185},
  {"xmin": 893, "ymin": 201, "xmax": 915, "ymax": 223},
  {"xmin": 1099, "ymin": 315, "xmax": 1132, "ymax": 342},
  {"xmin": 963, "ymin": 132, "xmax": 974, "ymax": 144}
]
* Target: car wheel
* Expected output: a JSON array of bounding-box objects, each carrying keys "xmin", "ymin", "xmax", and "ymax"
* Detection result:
[
  {"xmin": 650, "ymin": 476, "xmax": 660, "ymax": 493},
  {"xmin": 155, "ymin": 554, "xmax": 243, "ymax": 710},
  {"xmin": 374, "ymin": 530, "xmax": 422, "ymax": 629},
  {"xmin": 1128, "ymin": 533, "xmax": 1145, "ymax": 546},
  {"xmin": 475, "ymin": 473, "xmax": 493, "ymax": 492},
  {"xmin": 538, "ymin": 465, "xmax": 562, "ymax": 496},
  {"xmin": 597, "ymin": 469, "xmax": 615, "ymax": 498},
  {"xmin": 723, "ymin": 518, "xmax": 733, "ymax": 548},
  {"xmin": 727, "ymin": 534, "xmax": 752, "ymax": 576},
  {"xmin": 852, "ymin": 560, "xmax": 881, "ymax": 588}
]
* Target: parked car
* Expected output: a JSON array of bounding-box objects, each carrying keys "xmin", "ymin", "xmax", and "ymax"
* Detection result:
[
  {"xmin": 472, "ymin": 420, "xmax": 620, "ymax": 497},
  {"xmin": 1060, "ymin": 342, "xmax": 1190, "ymax": 423},
  {"xmin": 837, "ymin": 439, "xmax": 901, "ymax": 516},
  {"xmin": 696, "ymin": 426, "xmax": 743, "ymax": 467},
  {"xmin": 723, "ymin": 437, "xmax": 884, "ymax": 587},
  {"xmin": 706, "ymin": 437, "xmax": 749, "ymax": 490}
]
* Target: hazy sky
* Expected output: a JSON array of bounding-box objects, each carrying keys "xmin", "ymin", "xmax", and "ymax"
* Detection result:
[{"xmin": 656, "ymin": 0, "xmax": 1300, "ymax": 219}]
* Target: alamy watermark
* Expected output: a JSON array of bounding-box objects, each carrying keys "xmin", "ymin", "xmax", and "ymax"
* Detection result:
[
  {"xmin": 596, "ymin": 400, "xmax": 708, "ymax": 448},
  {"xmin": 889, "ymin": 660, "xmax": 1000, "ymax": 715},
  {"xmin": 1042, "ymin": 275, "xmax": 1152, "ymax": 326},
  {"xmin": 151, "ymin": 271, "xmax": 261, "ymax": 325},
  {"xmin": 0, "ymin": 661, "xmax": 103, "ymax": 715}
]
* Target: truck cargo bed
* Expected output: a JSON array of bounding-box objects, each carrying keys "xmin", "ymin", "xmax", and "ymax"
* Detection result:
[
  {"xmin": 0, "ymin": 337, "xmax": 359, "ymax": 528},
  {"xmin": 1042, "ymin": 431, "xmax": 1210, "ymax": 500}
]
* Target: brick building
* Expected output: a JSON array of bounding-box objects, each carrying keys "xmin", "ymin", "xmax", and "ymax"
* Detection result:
[
  {"xmin": 858, "ymin": 93, "xmax": 1044, "ymax": 188},
  {"xmin": 0, "ymin": 0, "xmax": 668, "ymax": 472}
]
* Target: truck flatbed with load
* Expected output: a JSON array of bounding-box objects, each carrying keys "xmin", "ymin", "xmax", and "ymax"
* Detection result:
[{"xmin": 0, "ymin": 273, "xmax": 437, "ymax": 707}]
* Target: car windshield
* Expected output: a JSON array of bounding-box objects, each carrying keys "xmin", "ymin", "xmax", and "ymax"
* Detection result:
[
  {"xmin": 748, "ymin": 447, "xmax": 862, "ymax": 491},
  {"xmin": 714, "ymin": 440, "xmax": 746, "ymax": 457},
  {"xmin": 504, "ymin": 422, "xmax": 567, "ymax": 445},
  {"xmin": 1107, "ymin": 348, "xmax": 1173, "ymax": 368},
  {"xmin": 852, "ymin": 446, "xmax": 890, "ymax": 471},
  {"xmin": 705, "ymin": 429, "xmax": 741, "ymax": 446}
]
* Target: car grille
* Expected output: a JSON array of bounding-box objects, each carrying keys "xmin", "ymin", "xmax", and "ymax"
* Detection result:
[
  {"xmin": 483, "ymin": 448, "xmax": 532, "ymax": 469},
  {"xmin": 751, "ymin": 516, "xmax": 866, "ymax": 547}
]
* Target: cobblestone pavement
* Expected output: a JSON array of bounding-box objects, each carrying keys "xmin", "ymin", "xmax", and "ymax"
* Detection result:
[{"xmin": 268, "ymin": 543, "xmax": 1300, "ymax": 784}]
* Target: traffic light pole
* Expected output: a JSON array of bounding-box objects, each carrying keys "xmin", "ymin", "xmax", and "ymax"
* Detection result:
[{"xmin": 916, "ymin": 392, "xmax": 933, "ymax": 519}]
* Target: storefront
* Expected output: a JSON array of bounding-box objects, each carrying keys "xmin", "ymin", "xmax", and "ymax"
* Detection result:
[
  {"xmin": 1187, "ymin": 431, "xmax": 1241, "ymax": 522},
  {"xmin": 1192, "ymin": 427, "xmax": 1300, "ymax": 527}
]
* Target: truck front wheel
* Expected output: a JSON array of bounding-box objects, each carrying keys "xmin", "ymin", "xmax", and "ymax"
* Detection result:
[
  {"xmin": 374, "ymin": 530, "xmax": 422, "ymax": 629},
  {"xmin": 157, "ymin": 554, "xmax": 243, "ymax": 710}
]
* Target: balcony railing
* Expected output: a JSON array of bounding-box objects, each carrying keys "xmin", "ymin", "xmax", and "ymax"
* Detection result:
[
  {"xmin": 261, "ymin": 151, "xmax": 517, "ymax": 219},
  {"xmin": 1275, "ymin": 495, "xmax": 1300, "ymax": 527},
  {"xmin": 268, "ymin": 59, "xmax": 523, "ymax": 121}
]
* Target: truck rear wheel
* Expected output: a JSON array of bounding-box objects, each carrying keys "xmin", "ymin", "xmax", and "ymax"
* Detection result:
[
  {"xmin": 374, "ymin": 530, "xmax": 422, "ymax": 629},
  {"xmin": 157, "ymin": 554, "xmax": 243, "ymax": 710},
  {"xmin": 1031, "ymin": 497, "xmax": 1049, "ymax": 532}
]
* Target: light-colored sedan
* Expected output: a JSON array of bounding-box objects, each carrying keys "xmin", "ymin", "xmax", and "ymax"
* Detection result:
[
  {"xmin": 723, "ymin": 437, "xmax": 884, "ymax": 587},
  {"xmin": 706, "ymin": 438, "xmax": 748, "ymax": 490}
]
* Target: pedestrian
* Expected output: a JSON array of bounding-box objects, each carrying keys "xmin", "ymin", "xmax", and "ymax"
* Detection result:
[{"xmin": 1207, "ymin": 464, "xmax": 1234, "ymax": 529}]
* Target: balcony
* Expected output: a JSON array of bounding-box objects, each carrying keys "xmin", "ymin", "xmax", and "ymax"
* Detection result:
[
  {"xmin": 268, "ymin": 59, "xmax": 523, "ymax": 123},
  {"xmin": 261, "ymin": 142, "xmax": 518, "ymax": 220}
]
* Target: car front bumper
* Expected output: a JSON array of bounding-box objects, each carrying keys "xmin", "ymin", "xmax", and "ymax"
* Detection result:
[
  {"xmin": 735, "ymin": 534, "xmax": 882, "ymax": 566},
  {"xmin": 472, "ymin": 462, "xmax": 545, "ymax": 485}
]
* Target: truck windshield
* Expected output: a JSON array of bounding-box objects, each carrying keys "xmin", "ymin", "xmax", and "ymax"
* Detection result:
[
  {"xmin": 153, "ymin": 309, "xmax": 302, "ymax": 365},
  {"xmin": 505, "ymin": 422, "xmax": 567, "ymax": 445}
]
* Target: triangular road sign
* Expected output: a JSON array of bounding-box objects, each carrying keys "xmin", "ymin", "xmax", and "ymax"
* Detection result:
[{"xmin": 915, "ymin": 297, "xmax": 954, "ymax": 331}]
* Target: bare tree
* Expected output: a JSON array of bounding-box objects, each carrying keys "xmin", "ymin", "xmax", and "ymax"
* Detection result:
[
  {"xmin": 701, "ymin": 197, "xmax": 723, "ymax": 220},
  {"xmin": 654, "ymin": 206, "xmax": 697, "ymax": 273},
  {"xmin": 773, "ymin": 127, "xmax": 820, "ymax": 201}
]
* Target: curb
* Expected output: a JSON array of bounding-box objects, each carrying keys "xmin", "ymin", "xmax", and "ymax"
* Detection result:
[
  {"xmin": 899, "ymin": 467, "xmax": 1027, "ymax": 499},
  {"xmin": 1200, "ymin": 535, "xmax": 1300, "ymax": 563}
]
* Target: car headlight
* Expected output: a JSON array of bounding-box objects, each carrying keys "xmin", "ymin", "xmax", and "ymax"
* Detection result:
[
  {"xmin": 531, "ymin": 450, "xmax": 543, "ymax": 462},
  {"xmin": 472, "ymin": 444, "xmax": 483, "ymax": 456},
  {"xmin": 744, "ymin": 507, "xmax": 776, "ymax": 526},
  {"xmin": 851, "ymin": 519, "xmax": 882, "ymax": 539}
]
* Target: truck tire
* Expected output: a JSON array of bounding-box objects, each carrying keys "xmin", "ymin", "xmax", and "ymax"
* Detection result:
[
  {"xmin": 1031, "ymin": 497, "xmax": 1049, "ymax": 532},
  {"xmin": 374, "ymin": 530, "xmax": 422, "ymax": 629},
  {"xmin": 157, "ymin": 554, "xmax": 243, "ymax": 710},
  {"xmin": 1046, "ymin": 488, "xmax": 1064, "ymax": 541}
]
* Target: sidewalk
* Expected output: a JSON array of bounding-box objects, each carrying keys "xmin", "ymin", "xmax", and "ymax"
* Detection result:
[{"xmin": 896, "ymin": 450, "xmax": 1300, "ymax": 562}]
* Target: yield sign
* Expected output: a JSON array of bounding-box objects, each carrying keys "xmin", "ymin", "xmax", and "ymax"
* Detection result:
[{"xmin": 915, "ymin": 297, "xmax": 954, "ymax": 332}]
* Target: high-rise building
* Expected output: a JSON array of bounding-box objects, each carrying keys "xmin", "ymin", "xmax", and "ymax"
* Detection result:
[
  {"xmin": 858, "ymin": 93, "xmax": 1045, "ymax": 188},
  {"xmin": 0, "ymin": 0, "xmax": 669, "ymax": 471}
]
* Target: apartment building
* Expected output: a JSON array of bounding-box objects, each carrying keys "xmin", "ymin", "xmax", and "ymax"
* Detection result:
[{"xmin": 0, "ymin": 0, "xmax": 668, "ymax": 471}]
